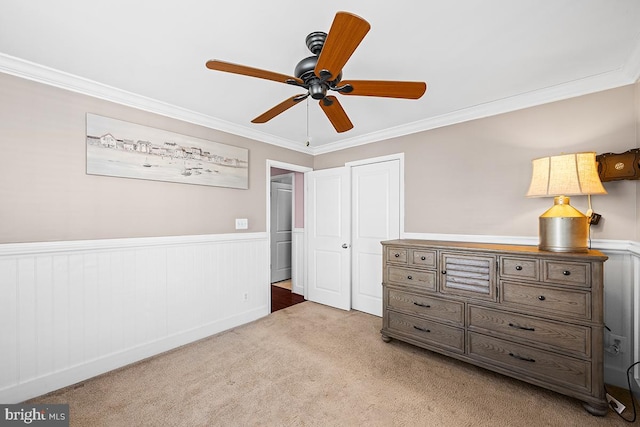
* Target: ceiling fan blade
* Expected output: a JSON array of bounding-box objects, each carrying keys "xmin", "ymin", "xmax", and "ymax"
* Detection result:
[
  {"xmin": 314, "ymin": 12, "xmax": 370, "ymax": 81},
  {"xmin": 251, "ymin": 94, "xmax": 308, "ymax": 124},
  {"xmin": 319, "ymin": 96, "xmax": 353, "ymax": 133},
  {"xmin": 339, "ymin": 80, "xmax": 427, "ymax": 99},
  {"xmin": 206, "ymin": 59, "xmax": 303, "ymax": 85}
]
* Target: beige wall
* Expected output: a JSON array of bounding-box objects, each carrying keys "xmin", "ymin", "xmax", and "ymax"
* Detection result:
[
  {"xmin": 2, "ymin": 71, "xmax": 638, "ymax": 244},
  {"xmin": 314, "ymin": 85, "xmax": 639, "ymax": 241},
  {"xmin": 0, "ymin": 73, "xmax": 313, "ymax": 244}
]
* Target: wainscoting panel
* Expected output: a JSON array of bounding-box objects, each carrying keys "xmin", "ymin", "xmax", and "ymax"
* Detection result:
[{"xmin": 0, "ymin": 233, "xmax": 269, "ymax": 403}]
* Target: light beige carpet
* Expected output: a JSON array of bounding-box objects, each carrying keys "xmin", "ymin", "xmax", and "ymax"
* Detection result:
[{"xmin": 29, "ymin": 302, "xmax": 630, "ymax": 426}]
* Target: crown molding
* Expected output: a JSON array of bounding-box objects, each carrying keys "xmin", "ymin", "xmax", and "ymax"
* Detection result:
[
  {"xmin": 1, "ymin": 52, "xmax": 637, "ymax": 157},
  {"xmin": 311, "ymin": 67, "xmax": 637, "ymax": 155},
  {"xmin": 622, "ymin": 33, "xmax": 640, "ymax": 83},
  {"xmin": 0, "ymin": 53, "xmax": 313, "ymax": 155}
]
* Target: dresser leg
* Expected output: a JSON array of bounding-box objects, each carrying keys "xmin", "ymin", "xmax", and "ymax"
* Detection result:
[
  {"xmin": 381, "ymin": 333, "xmax": 392, "ymax": 343},
  {"xmin": 582, "ymin": 401, "xmax": 608, "ymax": 416}
]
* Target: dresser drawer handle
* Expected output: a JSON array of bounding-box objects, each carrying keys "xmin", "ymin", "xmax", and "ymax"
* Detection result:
[
  {"xmin": 407, "ymin": 275, "xmax": 413, "ymax": 280},
  {"xmin": 413, "ymin": 302, "xmax": 431, "ymax": 308},
  {"xmin": 508, "ymin": 323, "xmax": 535, "ymax": 332},
  {"xmin": 394, "ymin": 253, "xmax": 400, "ymax": 258},
  {"xmin": 515, "ymin": 265, "xmax": 523, "ymax": 271},
  {"xmin": 413, "ymin": 325, "xmax": 431, "ymax": 333},
  {"xmin": 509, "ymin": 352, "xmax": 535, "ymax": 363},
  {"xmin": 421, "ymin": 256, "xmax": 426, "ymax": 261},
  {"xmin": 563, "ymin": 270, "xmax": 571, "ymax": 276},
  {"xmin": 441, "ymin": 270, "xmax": 447, "ymax": 275},
  {"xmin": 537, "ymin": 295, "xmax": 546, "ymax": 301}
]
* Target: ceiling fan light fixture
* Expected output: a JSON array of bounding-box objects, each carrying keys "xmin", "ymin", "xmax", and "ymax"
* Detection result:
[
  {"xmin": 294, "ymin": 56, "xmax": 318, "ymax": 81},
  {"xmin": 309, "ymin": 81, "xmax": 327, "ymax": 100}
]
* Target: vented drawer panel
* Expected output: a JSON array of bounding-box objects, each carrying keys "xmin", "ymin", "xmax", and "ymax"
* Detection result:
[{"xmin": 440, "ymin": 252, "xmax": 496, "ymax": 301}]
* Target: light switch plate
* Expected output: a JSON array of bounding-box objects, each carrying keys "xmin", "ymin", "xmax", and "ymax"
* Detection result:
[{"xmin": 235, "ymin": 218, "xmax": 248, "ymax": 230}]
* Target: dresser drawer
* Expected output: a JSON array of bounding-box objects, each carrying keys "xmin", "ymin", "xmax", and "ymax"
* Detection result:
[
  {"xmin": 500, "ymin": 257, "xmax": 538, "ymax": 280},
  {"xmin": 386, "ymin": 247, "xmax": 408, "ymax": 264},
  {"xmin": 468, "ymin": 332, "xmax": 591, "ymax": 392},
  {"xmin": 501, "ymin": 281, "xmax": 590, "ymax": 320},
  {"xmin": 542, "ymin": 260, "xmax": 590, "ymax": 287},
  {"xmin": 410, "ymin": 249, "xmax": 437, "ymax": 268},
  {"xmin": 468, "ymin": 305, "xmax": 590, "ymax": 358},
  {"xmin": 387, "ymin": 289, "xmax": 464, "ymax": 325},
  {"xmin": 387, "ymin": 311, "xmax": 464, "ymax": 353},
  {"xmin": 387, "ymin": 266, "xmax": 437, "ymax": 291}
]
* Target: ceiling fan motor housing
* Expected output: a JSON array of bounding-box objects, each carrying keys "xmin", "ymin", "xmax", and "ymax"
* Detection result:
[
  {"xmin": 294, "ymin": 55, "xmax": 343, "ymax": 99},
  {"xmin": 294, "ymin": 55, "xmax": 320, "ymax": 81}
]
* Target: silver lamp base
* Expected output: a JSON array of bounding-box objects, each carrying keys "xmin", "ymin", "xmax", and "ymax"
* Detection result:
[
  {"xmin": 538, "ymin": 196, "xmax": 589, "ymax": 253},
  {"xmin": 539, "ymin": 216, "xmax": 589, "ymax": 252}
]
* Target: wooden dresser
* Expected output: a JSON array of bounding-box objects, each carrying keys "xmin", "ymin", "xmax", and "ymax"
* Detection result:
[{"xmin": 380, "ymin": 239, "xmax": 609, "ymax": 415}]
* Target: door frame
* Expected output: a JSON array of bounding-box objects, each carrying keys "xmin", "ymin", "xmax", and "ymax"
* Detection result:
[{"xmin": 266, "ymin": 160, "xmax": 313, "ymax": 298}]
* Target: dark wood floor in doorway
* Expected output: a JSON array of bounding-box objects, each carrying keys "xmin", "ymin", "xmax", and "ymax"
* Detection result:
[{"xmin": 271, "ymin": 285, "xmax": 305, "ymax": 312}]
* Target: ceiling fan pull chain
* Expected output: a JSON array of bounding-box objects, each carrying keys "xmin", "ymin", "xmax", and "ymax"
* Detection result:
[{"xmin": 306, "ymin": 97, "xmax": 310, "ymax": 147}]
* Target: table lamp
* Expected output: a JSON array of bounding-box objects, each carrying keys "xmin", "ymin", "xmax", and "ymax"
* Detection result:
[{"xmin": 526, "ymin": 152, "xmax": 607, "ymax": 252}]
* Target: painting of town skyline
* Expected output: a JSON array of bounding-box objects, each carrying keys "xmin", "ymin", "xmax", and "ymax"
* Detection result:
[{"xmin": 86, "ymin": 113, "xmax": 249, "ymax": 189}]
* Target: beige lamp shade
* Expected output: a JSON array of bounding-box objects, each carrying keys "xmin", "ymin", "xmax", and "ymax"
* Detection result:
[{"xmin": 526, "ymin": 152, "xmax": 607, "ymax": 197}]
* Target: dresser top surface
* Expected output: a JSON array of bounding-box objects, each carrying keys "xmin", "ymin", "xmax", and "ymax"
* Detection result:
[{"xmin": 381, "ymin": 239, "xmax": 608, "ymax": 261}]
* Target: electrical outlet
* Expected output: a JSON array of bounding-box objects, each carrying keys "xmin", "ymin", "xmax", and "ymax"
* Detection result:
[
  {"xmin": 609, "ymin": 333, "xmax": 628, "ymax": 354},
  {"xmin": 243, "ymin": 292, "xmax": 249, "ymax": 302},
  {"xmin": 607, "ymin": 393, "xmax": 625, "ymax": 414},
  {"xmin": 235, "ymin": 218, "xmax": 248, "ymax": 230}
]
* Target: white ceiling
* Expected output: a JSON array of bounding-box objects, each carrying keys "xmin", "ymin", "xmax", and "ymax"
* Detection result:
[{"xmin": 1, "ymin": 1, "xmax": 640, "ymax": 154}]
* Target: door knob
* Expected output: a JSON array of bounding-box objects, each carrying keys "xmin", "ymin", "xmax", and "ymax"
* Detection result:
[{"xmin": 342, "ymin": 243, "xmax": 349, "ymax": 249}]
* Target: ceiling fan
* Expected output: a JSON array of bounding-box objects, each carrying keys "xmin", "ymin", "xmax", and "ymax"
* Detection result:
[{"xmin": 205, "ymin": 11, "xmax": 427, "ymax": 133}]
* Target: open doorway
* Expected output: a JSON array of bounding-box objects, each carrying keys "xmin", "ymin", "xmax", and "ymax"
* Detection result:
[
  {"xmin": 270, "ymin": 172, "xmax": 293, "ymax": 284},
  {"xmin": 268, "ymin": 161, "xmax": 311, "ymax": 312}
]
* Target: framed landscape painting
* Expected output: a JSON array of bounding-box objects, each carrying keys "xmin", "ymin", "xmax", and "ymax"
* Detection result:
[{"xmin": 86, "ymin": 113, "xmax": 249, "ymax": 189}]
